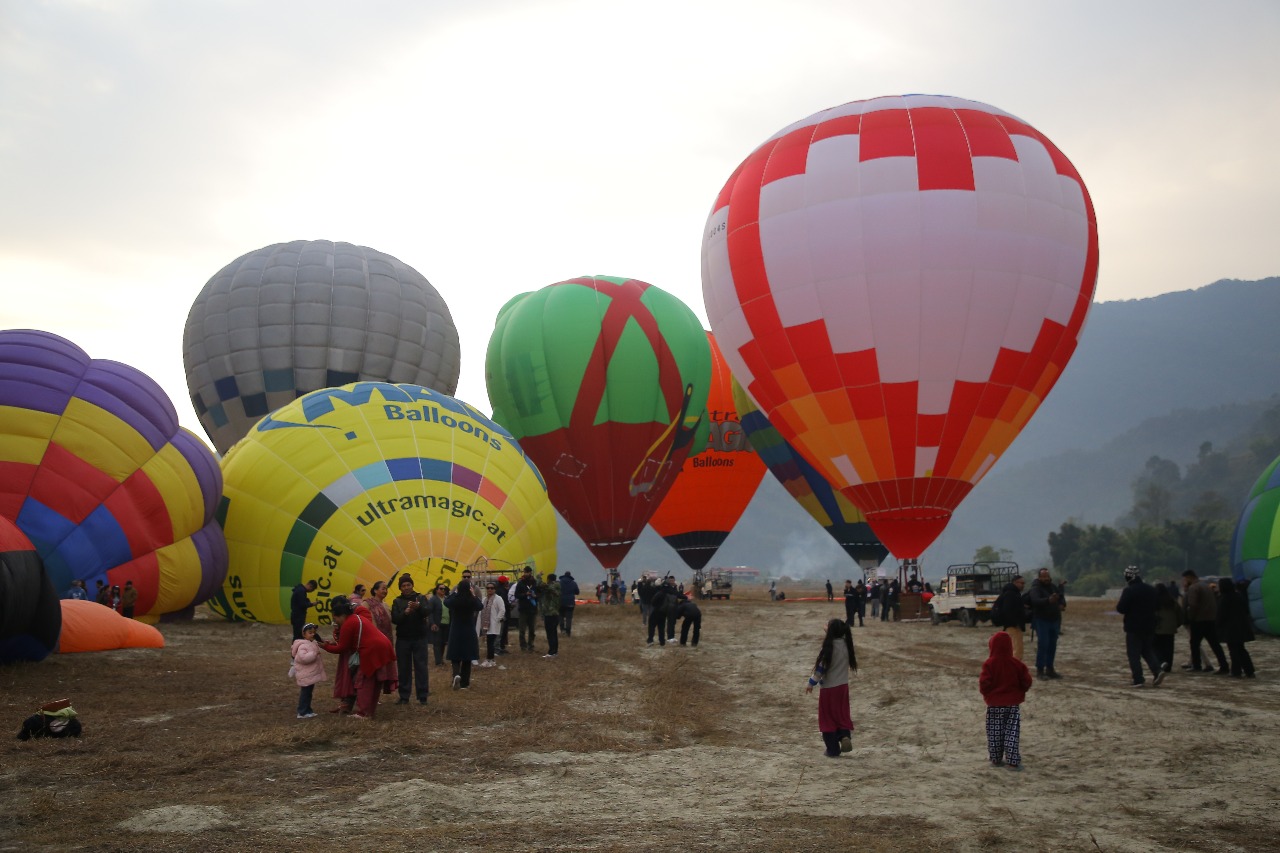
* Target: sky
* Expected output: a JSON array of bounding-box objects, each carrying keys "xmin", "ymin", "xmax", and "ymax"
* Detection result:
[{"xmin": 3, "ymin": 0, "xmax": 1278, "ymax": 444}]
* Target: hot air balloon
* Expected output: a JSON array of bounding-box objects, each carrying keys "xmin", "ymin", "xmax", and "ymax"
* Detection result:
[
  {"xmin": 0, "ymin": 330, "xmax": 228, "ymax": 620},
  {"xmin": 486, "ymin": 276, "xmax": 712, "ymax": 569},
  {"xmin": 0, "ymin": 515, "xmax": 61, "ymax": 664},
  {"xmin": 1231, "ymin": 453, "xmax": 1280, "ymax": 635},
  {"xmin": 184, "ymin": 240, "xmax": 461, "ymax": 455},
  {"xmin": 58, "ymin": 599, "xmax": 164, "ymax": 653},
  {"xmin": 648, "ymin": 333, "xmax": 766, "ymax": 570},
  {"xmin": 703, "ymin": 95, "xmax": 1098, "ymax": 558},
  {"xmin": 210, "ymin": 382, "xmax": 557, "ymax": 624},
  {"xmin": 732, "ymin": 380, "xmax": 888, "ymax": 568}
]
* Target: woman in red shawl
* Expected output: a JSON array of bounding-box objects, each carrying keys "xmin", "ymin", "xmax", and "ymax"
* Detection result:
[
  {"xmin": 365, "ymin": 580, "xmax": 399, "ymax": 696},
  {"xmin": 321, "ymin": 596, "xmax": 395, "ymax": 719}
]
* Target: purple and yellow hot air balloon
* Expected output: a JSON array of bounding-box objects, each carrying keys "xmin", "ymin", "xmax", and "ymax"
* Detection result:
[{"xmin": 0, "ymin": 330, "xmax": 227, "ymax": 620}]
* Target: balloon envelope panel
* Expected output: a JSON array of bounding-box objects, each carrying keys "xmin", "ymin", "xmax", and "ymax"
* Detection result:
[
  {"xmin": 485, "ymin": 276, "xmax": 712, "ymax": 569},
  {"xmin": 0, "ymin": 330, "xmax": 228, "ymax": 619},
  {"xmin": 212, "ymin": 383, "xmax": 557, "ymax": 624},
  {"xmin": 184, "ymin": 240, "xmax": 462, "ymax": 455},
  {"xmin": 0, "ymin": 515, "xmax": 61, "ymax": 664},
  {"xmin": 1231, "ymin": 454, "xmax": 1280, "ymax": 635},
  {"xmin": 649, "ymin": 333, "xmax": 766, "ymax": 570},
  {"xmin": 58, "ymin": 599, "xmax": 164, "ymax": 653},
  {"xmin": 703, "ymin": 95, "xmax": 1098, "ymax": 558},
  {"xmin": 732, "ymin": 380, "xmax": 888, "ymax": 567}
]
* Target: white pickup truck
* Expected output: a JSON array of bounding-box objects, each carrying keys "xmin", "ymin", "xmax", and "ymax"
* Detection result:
[{"xmin": 930, "ymin": 561, "xmax": 1020, "ymax": 627}]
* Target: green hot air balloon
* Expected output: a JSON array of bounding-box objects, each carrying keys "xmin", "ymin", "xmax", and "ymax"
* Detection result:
[{"xmin": 486, "ymin": 276, "xmax": 711, "ymax": 569}]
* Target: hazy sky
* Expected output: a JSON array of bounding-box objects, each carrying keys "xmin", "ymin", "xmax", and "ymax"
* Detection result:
[{"xmin": 3, "ymin": 0, "xmax": 1277, "ymax": 442}]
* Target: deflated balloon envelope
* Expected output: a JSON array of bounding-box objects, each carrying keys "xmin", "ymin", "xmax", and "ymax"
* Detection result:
[
  {"xmin": 703, "ymin": 94, "xmax": 1099, "ymax": 559},
  {"xmin": 211, "ymin": 382, "xmax": 558, "ymax": 624},
  {"xmin": 0, "ymin": 516, "xmax": 60, "ymax": 664},
  {"xmin": 485, "ymin": 276, "xmax": 712, "ymax": 569},
  {"xmin": 1231, "ymin": 454, "xmax": 1280, "ymax": 635},
  {"xmin": 648, "ymin": 333, "xmax": 766, "ymax": 570},
  {"xmin": 0, "ymin": 330, "xmax": 228, "ymax": 619},
  {"xmin": 732, "ymin": 380, "xmax": 887, "ymax": 569},
  {"xmin": 184, "ymin": 240, "xmax": 462, "ymax": 455}
]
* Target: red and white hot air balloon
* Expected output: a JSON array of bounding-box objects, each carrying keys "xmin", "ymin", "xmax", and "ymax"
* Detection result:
[{"xmin": 702, "ymin": 95, "xmax": 1099, "ymax": 558}]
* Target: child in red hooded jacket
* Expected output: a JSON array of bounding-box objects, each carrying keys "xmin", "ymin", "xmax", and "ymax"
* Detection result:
[{"xmin": 979, "ymin": 630, "xmax": 1033, "ymax": 771}]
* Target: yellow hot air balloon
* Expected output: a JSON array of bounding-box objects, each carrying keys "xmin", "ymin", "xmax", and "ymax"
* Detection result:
[{"xmin": 210, "ymin": 382, "xmax": 556, "ymax": 624}]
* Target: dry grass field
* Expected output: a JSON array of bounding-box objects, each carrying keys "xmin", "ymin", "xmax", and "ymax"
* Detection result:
[{"xmin": 2, "ymin": 585, "xmax": 1279, "ymax": 852}]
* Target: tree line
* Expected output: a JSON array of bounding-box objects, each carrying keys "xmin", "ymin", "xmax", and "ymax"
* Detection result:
[{"xmin": 978, "ymin": 401, "xmax": 1280, "ymax": 596}]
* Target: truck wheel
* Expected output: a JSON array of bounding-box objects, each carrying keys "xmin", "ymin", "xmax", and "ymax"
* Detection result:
[{"xmin": 958, "ymin": 608, "xmax": 975, "ymax": 628}]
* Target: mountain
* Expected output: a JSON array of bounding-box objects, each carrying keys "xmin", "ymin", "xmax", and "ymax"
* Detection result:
[{"xmin": 553, "ymin": 278, "xmax": 1280, "ymax": 585}]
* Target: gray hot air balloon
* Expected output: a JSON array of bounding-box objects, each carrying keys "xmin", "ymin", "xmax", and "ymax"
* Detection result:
[{"xmin": 183, "ymin": 240, "xmax": 461, "ymax": 455}]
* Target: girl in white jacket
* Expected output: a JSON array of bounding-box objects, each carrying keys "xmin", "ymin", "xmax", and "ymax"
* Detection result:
[{"xmin": 479, "ymin": 582, "xmax": 507, "ymax": 667}]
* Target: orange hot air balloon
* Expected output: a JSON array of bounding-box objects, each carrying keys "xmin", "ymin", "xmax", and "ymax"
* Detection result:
[
  {"xmin": 703, "ymin": 95, "xmax": 1098, "ymax": 558},
  {"xmin": 649, "ymin": 333, "xmax": 766, "ymax": 570}
]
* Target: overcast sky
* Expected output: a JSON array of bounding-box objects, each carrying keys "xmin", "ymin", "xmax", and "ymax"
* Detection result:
[{"xmin": 3, "ymin": 0, "xmax": 1277, "ymax": 443}]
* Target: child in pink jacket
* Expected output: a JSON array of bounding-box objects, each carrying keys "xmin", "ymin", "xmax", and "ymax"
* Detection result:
[{"xmin": 291, "ymin": 623, "xmax": 328, "ymax": 719}]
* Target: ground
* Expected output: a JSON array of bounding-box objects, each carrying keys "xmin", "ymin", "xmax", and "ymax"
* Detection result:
[{"xmin": 2, "ymin": 587, "xmax": 1278, "ymax": 852}]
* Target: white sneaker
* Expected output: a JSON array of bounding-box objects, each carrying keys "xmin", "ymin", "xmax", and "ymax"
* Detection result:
[
  {"xmin": 542, "ymin": 653, "xmax": 557, "ymax": 659},
  {"xmin": 452, "ymin": 675, "xmax": 461, "ymax": 689},
  {"xmin": 296, "ymin": 712, "xmax": 318, "ymax": 719}
]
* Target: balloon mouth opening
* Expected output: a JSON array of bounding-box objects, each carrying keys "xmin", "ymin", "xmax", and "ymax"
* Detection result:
[{"xmin": 862, "ymin": 511, "xmax": 953, "ymax": 560}]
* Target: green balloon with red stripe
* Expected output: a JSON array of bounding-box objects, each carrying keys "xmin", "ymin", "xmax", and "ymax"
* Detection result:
[{"xmin": 486, "ymin": 276, "xmax": 711, "ymax": 569}]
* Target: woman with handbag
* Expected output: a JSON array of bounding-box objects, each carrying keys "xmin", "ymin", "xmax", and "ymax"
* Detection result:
[{"xmin": 321, "ymin": 596, "xmax": 395, "ymax": 718}]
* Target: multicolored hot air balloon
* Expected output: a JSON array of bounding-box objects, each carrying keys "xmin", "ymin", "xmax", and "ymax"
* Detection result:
[
  {"xmin": 184, "ymin": 240, "xmax": 462, "ymax": 455},
  {"xmin": 1231, "ymin": 453, "xmax": 1280, "ymax": 635},
  {"xmin": 486, "ymin": 276, "xmax": 712, "ymax": 569},
  {"xmin": 0, "ymin": 330, "xmax": 228, "ymax": 620},
  {"xmin": 648, "ymin": 333, "xmax": 766, "ymax": 570},
  {"xmin": 0, "ymin": 515, "xmax": 61, "ymax": 664},
  {"xmin": 703, "ymin": 95, "xmax": 1098, "ymax": 558},
  {"xmin": 732, "ymin": 380, "xmax": 887, "ymax": 568},
  {"xmin": 211, "ymin": 382, "xmax": 557, "ymax": 624}
]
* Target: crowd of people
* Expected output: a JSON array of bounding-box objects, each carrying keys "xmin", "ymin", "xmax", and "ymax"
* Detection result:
[
  {"xmin": 287, "ymin": 566, "xmax": 584, "ymax": 720},
  {"xmin": 62, "ymin": 578, "xmax": 139, "ymax": 618},
  {"xmin": 986, "ymin": 565, "xmax": 1257, "ymax": 684},
  {"xmin": 633, "ymin": 574, "xmax": 702, "ymax": 647}
]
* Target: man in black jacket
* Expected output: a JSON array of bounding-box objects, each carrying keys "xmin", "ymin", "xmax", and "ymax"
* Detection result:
[
  {"xmin": 514, "ymin": 567, "xmax": 539, "ymax": 652},
  {"xmin": 677, "ymin": 595, "xmax": 702, "ymax": 646},
  {"xmin": 1116, "ymin": 566, "xmax": 1167, "ymax": 688},
  {"xmin": 990, "ymin": 575, "xmax": 1027, "ymax": 660},
  {"xmin": 390, "ymin": 575, "xmax": 431, "ymax": 704},
  {"xmin": 290, "ymin": 580, "xmax": 317, "ymax": 640},
  {"xmin": 1029, "ymin": 567, "xmax": 1066, "ymax": 678}
]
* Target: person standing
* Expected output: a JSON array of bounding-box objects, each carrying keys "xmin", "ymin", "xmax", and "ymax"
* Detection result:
[
  {"xmin": 1153, "ymin": 583, "xmax": 1182, "ymax": 672},
  {"xmin": 1115, "ymin": 566, "xmax": 1167, "ymax": 688},
  {"xmin": 979, "ymin": 631, "xmax": 1032, "ymax": 770},
  {"xmin": 1215, "ymin": 578, "xmax": 1256, "ymax": 678},
  {"xmin": 290, "ymin": 622, "xmax": 327, "ymax": 719},
  {"xmin": 495, "ymin": 575, "xmax": 512, "ymax": 654},
  {"xmin": 881, "ymin": 579, "xmax": 900, "ymax": 622},
  {"xmin": 558, "ymin": 571, "xmax": 579, "ymax": 636},
  {"xmin": 990, "ymin": 575, "xmax": 1028, "ymax": 660},
  {"xmin": 479, "ymin": 581, "xmax": 506, "ymax": 667},
  {"xmin": 290, "ymin": 580, "xmax": 317, "ymax": 640},
  {"xmin": 1181, "ymin": 570, "xmax": 1229, "ymax": 674},
  {"xmin": 825, "ymin": 579, "xmax": 834, "ymax": 602},
  {"xmin": 390, "ymin": 575, "xmax": 431, "ymax": 705},
  {"xmin": 364, "ymin": 580, "xmax": 398, "ymax": 697},
  {"xmin": 120, "ymin": 580, "xmax": 139, "ymax": 619},
  {"xmin": 842, "ymin": 580, "xmax": 858, "ymax": 627},
  {"xmin": 320, "ymin": 597, "xmax": 394, "ymax": 719},
  {"xmin": 538, "ymin": 572, "xmax": 562, "ymax": 658},
  {"xmin": 514, "ymin": 567, "xmax": 539, "ymax": 653},
  {"xmin": 1028, "ymin": 568, "xmax": 1065, "ymax": 679},
  {"xmin": 429, "ymin": 583, "xmax": 448, "ymax": 665},
  {"xmin": 647, "ymin": 579, "xmax": 674, "ymax": 646},
  {"xmin": 638, "ymin": 576, "xmax": 657, "ymax": 627},
  {"xmin": 804, "ymin": 619, "xmax": 857, "ymax": 758},
  {"xmin": 65, "ymin": 580, "xmax": 87, "ymax": 600},
  {"xmin": 677, "ymin": 594, "xmax": 702, "ymax": 646},
  {"xmin": 444, "ymin": 581, "xmax": 483, "ymax": 689}
]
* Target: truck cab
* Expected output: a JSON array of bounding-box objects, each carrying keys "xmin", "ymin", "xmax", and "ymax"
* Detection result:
[{"xmin": 930, "ymin": 561, "xmax": 1019, "ymax": 627}]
